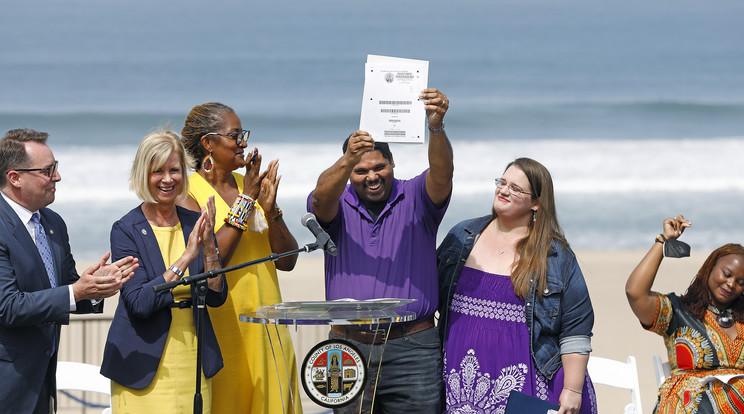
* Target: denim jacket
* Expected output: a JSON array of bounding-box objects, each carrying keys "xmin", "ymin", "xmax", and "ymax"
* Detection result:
[{"xmin": 437, "ymin": 215, "xmax": 594, "ymax": 379}]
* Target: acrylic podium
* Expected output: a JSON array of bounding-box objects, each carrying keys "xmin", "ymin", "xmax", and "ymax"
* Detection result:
[{"xmin": 239, "ymin": 299, "xmax": 416, "ymax": 413}]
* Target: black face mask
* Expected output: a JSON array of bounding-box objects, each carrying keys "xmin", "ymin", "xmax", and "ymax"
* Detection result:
[{"xmin": 664, "ymin": 238, "xmax": 691, "ymax": 258}]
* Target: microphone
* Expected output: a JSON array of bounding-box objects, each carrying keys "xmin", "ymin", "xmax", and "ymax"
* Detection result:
[{"xmin": 301, "ymin": 213, "xmax": 338, "ymax": 256}]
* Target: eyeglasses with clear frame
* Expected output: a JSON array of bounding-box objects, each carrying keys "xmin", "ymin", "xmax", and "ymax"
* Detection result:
[
  {"xmin": 15, "ymin": 160, "xmax": 58, "ymax": 178},
  {"xmin": 495, "ymin": 177, "xmax": 532, "ymax": 196},
  {"xmin": 205, "ymin": 130, "xmax": 251, "ymax": 145}
]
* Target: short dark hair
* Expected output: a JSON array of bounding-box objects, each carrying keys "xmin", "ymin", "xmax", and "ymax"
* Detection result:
[
  {"xmin": 0, "ymin": 128, "xmax": 49, "ymax": 188},
  {"xmin": 342, "ymin": 134, "xmax": 393, "ymax": 163}
]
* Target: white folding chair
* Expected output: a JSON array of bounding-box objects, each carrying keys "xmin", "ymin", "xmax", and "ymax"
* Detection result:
[
  {"xmin": 652, "ymin": 354, "xmax": 672, "ymax": 388},
  {"xmin": 56, "ymin": 361, "xmax": 111, "ymax": 414},
  {"xmin": 586, "ymin": 355, "xmax": 643, "ymax": 414}
]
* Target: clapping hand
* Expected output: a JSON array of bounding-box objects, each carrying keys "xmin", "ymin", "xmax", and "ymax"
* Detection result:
[
  {"xmin": 74, "ymin": 252, "xmax": 139, "ymax": 300},
  {"xmin": 241, "ymin": 147, "xmax": 269, "ymax": 200}
]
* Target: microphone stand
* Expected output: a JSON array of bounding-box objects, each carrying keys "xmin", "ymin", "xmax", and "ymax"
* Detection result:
[{"xmin": 153, "ymin": 242, "xmax": 322, "ymax": 414}]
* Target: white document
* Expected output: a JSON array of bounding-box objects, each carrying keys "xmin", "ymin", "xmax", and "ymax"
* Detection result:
[{"xmin": 359, "ymin": 55, "xmax": 429, "ymax": 143}]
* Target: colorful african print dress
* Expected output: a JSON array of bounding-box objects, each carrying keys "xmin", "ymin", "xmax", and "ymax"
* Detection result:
[
  {"xmin": 648, "ymin": 293, "xmax": 744, "ymax": 413},
  {"xmin": 443, "ymin": 266, "xmax": 598, "ymax": 413}
]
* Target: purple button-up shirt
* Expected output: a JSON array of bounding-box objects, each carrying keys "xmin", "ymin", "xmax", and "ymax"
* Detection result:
[{"xmin": 307, "ymin": 170, "xmax": 449, "ymax": 318}]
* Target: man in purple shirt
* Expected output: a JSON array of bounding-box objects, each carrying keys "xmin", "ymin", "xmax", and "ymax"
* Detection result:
[{"xmin": 307, "ymin": 88, "xmax": 453, "ymax": 413}]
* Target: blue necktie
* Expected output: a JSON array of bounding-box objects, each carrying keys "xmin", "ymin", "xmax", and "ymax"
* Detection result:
[{"xmin": 32, "ymin": 213, "xmax": 56, "ymax": 288}]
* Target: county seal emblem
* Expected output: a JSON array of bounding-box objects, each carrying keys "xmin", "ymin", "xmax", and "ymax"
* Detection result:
[{"xmin": 301, "ymin": 339, "xmax": 367, "ymax": 408}]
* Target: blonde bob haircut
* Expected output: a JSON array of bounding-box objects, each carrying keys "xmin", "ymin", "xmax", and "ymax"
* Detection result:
[{"xmin": 130, "ymin": 129, "xmax": 192, "ymax": 204}]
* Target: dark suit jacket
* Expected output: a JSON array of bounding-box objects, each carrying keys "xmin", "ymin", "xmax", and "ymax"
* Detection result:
[
  {"xmin": 0, "ymin": 194, "xmax": 100, "ymax": 413},
  {"xmin": 100, "ymin": 205, "xmax": 227, "ymax": 389}
]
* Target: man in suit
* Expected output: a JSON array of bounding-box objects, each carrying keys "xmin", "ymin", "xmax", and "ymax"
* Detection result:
[{"xmin": 0, "ymin": 128, "xmax": 138, "ymax": 414}]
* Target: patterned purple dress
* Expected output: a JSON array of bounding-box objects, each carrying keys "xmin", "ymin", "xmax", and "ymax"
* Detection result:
[{"xmin": 443, "ymin": 266, "xmax": 598, "ymax": 413}]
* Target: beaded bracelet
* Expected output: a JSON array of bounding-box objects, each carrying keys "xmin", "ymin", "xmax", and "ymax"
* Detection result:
[{"xmin": 224, "ymin": 194, "xmax": 255, "ymax": 231}]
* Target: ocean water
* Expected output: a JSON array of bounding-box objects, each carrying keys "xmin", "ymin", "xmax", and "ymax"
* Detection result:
[{"xmin": 2, "ymin": 0, "xmax": 744, "ymax": 259}]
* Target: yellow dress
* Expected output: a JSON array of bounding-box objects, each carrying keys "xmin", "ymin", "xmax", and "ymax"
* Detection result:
[
  {"xmin": 111, "ymin": 224, "xmax": 212, "ymax": 414},
  {"xmin": 189, "ymin": 172, "xmax": 302, "ymax": 414}
]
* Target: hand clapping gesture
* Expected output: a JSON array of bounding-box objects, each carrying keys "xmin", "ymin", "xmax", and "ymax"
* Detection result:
[{"xmin": 241, "ymin": 147, "xmax": 268, "ymax": 200}]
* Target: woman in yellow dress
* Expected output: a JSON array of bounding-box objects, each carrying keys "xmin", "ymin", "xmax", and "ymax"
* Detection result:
[
  {"xmin": 101, "ymin": 130, "xmax": 227, "ymax": 413},
  {"xmin": 181, "ymin": 102, "xmax": 302, "ymax": 414}
]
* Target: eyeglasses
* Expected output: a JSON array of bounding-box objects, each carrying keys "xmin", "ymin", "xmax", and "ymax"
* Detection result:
[
  {"xmin": 495, "ymin": 177, "xmax": 532, "ymax": 196},
  {"xmin": 15, "ymin": 160, "xmax": 58, "ymax": 178},
  {"xmin": 205, "ymin": 129, "xmax": 251, "ymax": 145}
]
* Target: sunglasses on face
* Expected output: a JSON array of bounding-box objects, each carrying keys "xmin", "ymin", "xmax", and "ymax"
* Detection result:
[{"xmin": 205, "ymin": 130, "xmax": 251, "ymax": 145}]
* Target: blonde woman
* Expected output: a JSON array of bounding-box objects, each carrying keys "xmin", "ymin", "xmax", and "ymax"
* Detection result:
[{"xmin": 101, "ymin": 130, "xmax": 226, "ymax": 413}]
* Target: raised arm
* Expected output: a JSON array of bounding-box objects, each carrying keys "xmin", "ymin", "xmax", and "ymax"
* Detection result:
[
  {"xmin": 310, "ymin": 131, "xmax": 374, "ymax": 225},
  {"xmin": 257, "ymin": 159, "xmax": 299, "ymax": 271},
  {"xmin": 420, "ymin": 88, "xmax": 454, "ymax": 207},
  {"xmin": 626, "ymin": 215, "xmax": 691, "ymax": 326}
]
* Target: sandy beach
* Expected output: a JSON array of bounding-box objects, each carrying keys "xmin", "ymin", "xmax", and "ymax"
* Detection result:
[{"xmin": 67, "ymin": 248, "xmax": 707, "ymax": 413}]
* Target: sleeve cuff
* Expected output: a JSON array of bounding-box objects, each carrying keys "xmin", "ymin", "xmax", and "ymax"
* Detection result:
[
  {"xmin": 559, "ymin": 335, "xmax": 592, "ymax": 355},
  {"xmin": 68, "ymin": 285, "xmax": 77, "ymax": 311}
]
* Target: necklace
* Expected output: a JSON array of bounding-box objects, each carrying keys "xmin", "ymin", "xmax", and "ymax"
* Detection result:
[
  {"xmin": 144, "ymin": 204, "xmax": 177, "ymax": 227},
  {"xmin": 708, "ymin": 305, "xmax": 735, "ymax": 328}
]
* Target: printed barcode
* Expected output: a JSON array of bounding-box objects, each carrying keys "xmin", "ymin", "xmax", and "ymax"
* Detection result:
[{"xmin": 380, "ymin": 109, "xmax": 411, "ymax": 114}]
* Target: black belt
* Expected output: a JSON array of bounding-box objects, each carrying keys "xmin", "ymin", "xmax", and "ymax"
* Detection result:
[
  {"xmin": 168, "ymin": 300, "xmax": 192, "ymax": 309},
  {"xmin": 332, "ymin": 316, "xmax": 435, "ymax": 344}
]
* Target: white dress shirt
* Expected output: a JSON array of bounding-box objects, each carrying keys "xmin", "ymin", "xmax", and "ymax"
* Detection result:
[{"xmin": 1, "ymin": 191, "xmax": 77, "ymax": 310}]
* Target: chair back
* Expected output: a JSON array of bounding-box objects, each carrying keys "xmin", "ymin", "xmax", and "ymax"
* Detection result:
[
  {"xmin": 56, "ymin": 361, "xmax": 111, "ymax": 414},
  {"xmin": 652, "ymin": 354, "xmax": 672, "ymax": 388},
  {"xmin": 586, "ymin": 355, "xmax": 643, "ymax": 414}
]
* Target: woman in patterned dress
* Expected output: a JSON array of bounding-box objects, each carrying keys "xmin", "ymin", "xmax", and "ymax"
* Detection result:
[
  {"xmin": 438, "ymin": 157, "xmax": 597, "ymax": 414},
  {"xmin": 626, "ymin": 215, "xmax": 744, "ymax": 413}
]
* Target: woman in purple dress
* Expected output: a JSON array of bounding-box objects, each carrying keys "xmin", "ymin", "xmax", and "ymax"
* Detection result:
[{"xmin": 437, "ymin": 158, "xmax": 597, "ymax": 414}]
